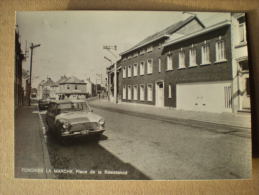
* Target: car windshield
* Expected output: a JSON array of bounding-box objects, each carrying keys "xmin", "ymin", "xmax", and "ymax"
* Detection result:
[{"xmin": 58, "ymin": 102, "xmax": 90, "ymax": 113}]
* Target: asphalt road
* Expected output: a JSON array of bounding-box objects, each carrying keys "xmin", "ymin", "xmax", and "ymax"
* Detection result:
[{"xmin": 38, "ymin": 105, "xmax": 252, "ymax": 180}]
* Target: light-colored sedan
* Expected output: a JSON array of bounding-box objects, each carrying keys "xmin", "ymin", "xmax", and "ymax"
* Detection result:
[{"xmin": 46, "ymin": 99, "xmax": 105, "ymax": 142}]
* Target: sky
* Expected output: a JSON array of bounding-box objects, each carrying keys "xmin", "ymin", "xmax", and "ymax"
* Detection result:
[{"xmin": 16, "ymin": 11, "xmax": 231, "ymax": 88}]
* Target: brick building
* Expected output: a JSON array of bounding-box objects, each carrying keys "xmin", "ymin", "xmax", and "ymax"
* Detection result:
[{"xmin": 116, "ymin": 16, "xmax": 244, "ymax": 113}]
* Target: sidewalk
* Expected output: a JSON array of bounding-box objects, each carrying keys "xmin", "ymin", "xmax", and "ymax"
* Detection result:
[
  {"xmin": 89, "ymin": 99, "xmax": 251, "ymax": 129},
  {"xmin": 15, "ymin": 105, "xmax": 54, "ymax": 179}
]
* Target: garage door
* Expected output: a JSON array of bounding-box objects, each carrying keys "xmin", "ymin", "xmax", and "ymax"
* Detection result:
[{"xmin": 176, "ymin": 81, "xmax": 232, "ymax": 113}]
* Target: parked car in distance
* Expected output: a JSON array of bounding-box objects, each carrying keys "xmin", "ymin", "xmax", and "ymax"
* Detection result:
[
  {"xmin": 45, "ymin": 99, "xmax": 105, "ymax": 142},
  {"xmin": 38, "ymin": 99, "xmax": 50, "ymax": 111}
]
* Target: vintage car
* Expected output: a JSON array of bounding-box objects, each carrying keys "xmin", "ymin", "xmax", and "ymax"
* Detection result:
[
  {"xmin": 38, "ymin": 99, "xmax": 50, "ymax": 111},
  {"xmin": 45, "ymin": 99, "xmax": 105, "ymax": 141}
]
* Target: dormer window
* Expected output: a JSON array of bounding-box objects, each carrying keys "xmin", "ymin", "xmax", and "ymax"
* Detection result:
[
  {"xmin": 140, "ymin": 48, "xmax": 146, "ymax": 55},
  {"xmin": 147, "ymin": 45, "xmax": 153, "ymax": 53}
]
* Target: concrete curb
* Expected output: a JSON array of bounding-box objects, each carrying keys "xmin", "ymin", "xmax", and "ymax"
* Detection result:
[
  {"xmin": 37, "ymin": 108, "xmax": 56, "ymax": 179},
  {"xmin": 91, "ymin": 104, "xmax": 251, "ymax": 138}
]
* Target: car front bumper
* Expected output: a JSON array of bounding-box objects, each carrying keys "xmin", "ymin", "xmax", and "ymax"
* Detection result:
[{"xmin": 61, "ymin": 129, "xmax": 105, "ymax": 137}]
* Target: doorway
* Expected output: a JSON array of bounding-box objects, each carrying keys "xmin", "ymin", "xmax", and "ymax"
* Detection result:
[{"xmin": 155, "ymin": 81, "xmax": 164, "ymax": 107}]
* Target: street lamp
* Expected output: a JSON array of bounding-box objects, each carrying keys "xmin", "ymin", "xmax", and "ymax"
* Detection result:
[
  {"xmin": 103, "ymin": 45, "xmax": 118, "ymax": 104},
  {"xmin": 28, "ymin": 43, "xmax": 41, "ymax": 106}
]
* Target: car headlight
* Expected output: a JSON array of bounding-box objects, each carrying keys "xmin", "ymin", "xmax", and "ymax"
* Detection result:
[
  {"xmin": 59, "ymin": 120, "xmax": 71, "ymax": 130},
  {"xmin": 98, "ymin": 118, "xmax": 105, "ymax": 126}
]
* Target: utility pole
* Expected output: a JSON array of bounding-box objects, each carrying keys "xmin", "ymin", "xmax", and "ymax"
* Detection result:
[
  {"xmin": 103, "ymin": 45, "xmax": 118, "ymax": 104},
  {"xmin": 28, "ymin": 43, "xmax": 41, "ymax": 106}
]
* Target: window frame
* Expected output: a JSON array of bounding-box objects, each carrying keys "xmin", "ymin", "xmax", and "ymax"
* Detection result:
[
  {"xmin": 133, "ymin": 85, "xmax": 138, "ymax": 100},
  {"xmin": 189, "ymin": 47, "xmax": 197, "ymax": 67},
  {"xmin": 127, "ymin": 85, "xmax": 132, "ymax": 100},
  {"xmin": 140, "ymin": 61, "xmax": 145, "ymax": 75},
  {"xmin": 147, "ymin": 83, "xmax": 153, "ymax": 102},
  {"xmin": 201, "ymin": 42, "xmax": 210, "ymax": 65},
  {"xmin": 122, "ymin": 66, "xmax": 127, "ymax": 78},
  {"xmin": 215, "ymin": 39, "xmax": 226, "ymax": 62},
  {"xmin": 166, "ymin": 53, "xmax": 173, "ymax": 71},
  {"xmin": 158, "ymin": 58, "xmax": 161, "ymax": 73},
  {"xmin": 178, "ymin": 49, "xmax": 186, "ymax": 69},
  {"xmin": 139, "ymin": 84, "xmax": 145, "ymax": 101},
  {"xmin": 147, "ymin": 59, "xmax": 153, "ymax": 74},
  {"xmin": 128, "ymin": 65, "xmax": 132, "ymax": 77},
  {"xmin": 133, "ymin": 63, "xmax": 138, "ymax": 76}
]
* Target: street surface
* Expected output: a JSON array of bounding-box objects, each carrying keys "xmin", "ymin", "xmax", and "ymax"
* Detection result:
[{"xmin": 15, "ymin": 104, "xmax": 252, "ymax": 180}]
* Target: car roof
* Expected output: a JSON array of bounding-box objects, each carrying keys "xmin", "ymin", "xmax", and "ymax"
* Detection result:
[{"xmin": 49, "ymin": 99, "xmax": 88, "ymax": 104}]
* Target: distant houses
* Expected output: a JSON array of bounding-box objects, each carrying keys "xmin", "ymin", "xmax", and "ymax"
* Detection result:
[{"xmin": 37, "ymin": 76, "xmax": 99, "ymax": 100}]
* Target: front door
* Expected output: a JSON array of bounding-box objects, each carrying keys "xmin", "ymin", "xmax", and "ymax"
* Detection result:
[{"xmin": 156, "ymin": 81, "xmax": 164, "ymax": 107}]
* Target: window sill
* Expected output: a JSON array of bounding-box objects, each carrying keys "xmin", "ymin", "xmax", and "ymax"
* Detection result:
[
  {"xmin": 200, "ymin": 62, "xmax": 211, "ymax": 66},
  {"xmin": 188, "ymin": 64, "xmax": 197, "ymax": 68},
  {"xmin": 166, "ymin": 69, "xmax": 173, "ymax": 72},
  {"xmin": 147, "ymin": 73, "xmax": 153, "ymax": 75},
  {"xmin": 140, "ymin": 74, "xmax": 144, "ymax": 76},
  {"xmin": 178, "ymin": 66, "xmax": 186, "ymax": 70},
  {"xmin": 235, "ymin": 42, "xmax": 247, "ymax": 48},
  {"xmin": 214, "ymin": 59, "xmax": 227, "ymax": 64}
]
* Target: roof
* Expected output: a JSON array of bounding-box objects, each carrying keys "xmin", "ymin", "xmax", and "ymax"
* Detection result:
[
  {"xmin": 120, "ymin": 16, "xmax": 205, "ymax": 56},
  {"xmin": 60, "ymin": 76, "xmax": 85, "ymax": 84},
  {"xmin": 57, "ymin": 75, "xmax": 68, "ymax": 84},
  {"xmin": 164, "ymin": 20, "xmax": 231, "ymax": 48},
  {"xmin": 42, "ymin": 78, "xmax": 55, "ymax": 87}
]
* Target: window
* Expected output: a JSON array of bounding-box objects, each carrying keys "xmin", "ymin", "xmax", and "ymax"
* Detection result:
[
  {"xmin": 179, "ymin": 50, "xmax": 186, "ymax": 68},
  {"xmin": 128, "ymin": 65, "xmax": 132, "ymax": 77},
  {"xmin": 140, "ymin": 48, "xmax": 146, "ymax": 55},
  {"xmin": 238, "ymin": 17, "xmax": 246, "ymax": 43},
  {"xmin": 147, "ymin": 59, "xmax": 153, "ymax": 74},
  {"xmin": 123, "ymin": 67, "xmax": 126, "ymax": 78},
  {"xmin": 75, "ymin": 85, "xmax": 77, "ymax": 90},
  {"xmin": 168, "ymin": 84, "xmax": 172, "ymax": 98},
  {"xmin": 140, "ymin": 61, "xmax": 145, "ymax": 75},
  {"xmin": 189, "ymin": 48, "xmax": 197, "ymax": 67},
  {"xmin": 123, "ymin": 86, "xmax": 126, "ymax": 99},
  {"xmin": 127, "ymin": 85, "xmax": 132, "ymax": 100},
  {"xmin": 158, "ymin": 58, "xmax": 161, "ymax": 73},
  {"xmin": 140, "ymin": 85, "xmax": 145, "ymax": 101},
  {"xmin": 133, "ymin": 85, "xmax": 138, "ymax": 100},
  {"xmin": 133, "ymin": 63, "xmax": 138, "ymax": 76},
  {"xmin": 147, "ymin": 46, "xmax": 153, "ymax": 52},
  {"xmin": 167, "ymin": 54, "xmax": 173, "ymax": 70},
  {"xmin": 216, "ymin": 39, "xmax": 226, "ymax": 62},
  {"xmin": 147, "ymin": 84, "xmax": 153, "ymax": 101},
  {"xmin": 67, "ymin": 84, "xmax": 70, "ymax": 89},
  {"xmin": 201, "ymin": 42, "xmax": 210, "ymax": 64},
  {"xmin": 158, "ymin": 42, "xmax": 163, "ymax": 49}
]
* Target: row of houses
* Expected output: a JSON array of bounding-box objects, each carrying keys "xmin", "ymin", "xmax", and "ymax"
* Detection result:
[
  {"xmin": 37, "ymin": 76, "xmax": 103, "ymax": 100},
  {"xmin": 107, "ymin": 13, "xmax": 250, "ymax": 113}
]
